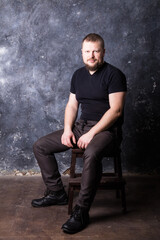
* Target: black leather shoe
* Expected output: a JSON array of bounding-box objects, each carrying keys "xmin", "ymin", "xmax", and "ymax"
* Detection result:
[
  {"xmin": 62, "ymin": 205, "xmax": 89, "ymax": 234},
  {"xmin": 31, "ymin": 188, "xmax": 68, "ymax": 207}
]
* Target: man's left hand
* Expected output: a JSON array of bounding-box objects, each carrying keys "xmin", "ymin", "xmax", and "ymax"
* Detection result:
[{"xmin": 77, "ymin": 132, "xmax": 94, "ymax": 149}]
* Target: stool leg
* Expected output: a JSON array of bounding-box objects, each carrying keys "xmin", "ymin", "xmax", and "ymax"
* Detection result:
[
  {"xmin": 70, "ymin": 153, "xmax": 76, "ymax": 178},
  {"xmin": 68, "ymin": 185, "xmax": 74, "ymax": 215},
  {"xmin": 121, "ymin": 186, "xmax": 127, "ymax": 213},
  {"xmin": 116, "ymin": 189, "xmax": 120, "ymax": 198}
]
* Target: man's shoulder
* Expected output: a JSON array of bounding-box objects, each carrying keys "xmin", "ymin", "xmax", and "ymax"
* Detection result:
[
  {"xmin": 72, "ymin": 66, "xmax": 87, "ymax": 81},
  {"xmin": 74, "ymin": 66, "xmax": 86, "ymax": 75},
  {"xmin": 104, "ymin": 62, "xmax": 125, "ymax": 77}
]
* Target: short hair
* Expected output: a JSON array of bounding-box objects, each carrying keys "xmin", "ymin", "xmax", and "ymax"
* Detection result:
[{"xmin": 82, "ymin": 33, "xmax": 105, "ymax": 49}]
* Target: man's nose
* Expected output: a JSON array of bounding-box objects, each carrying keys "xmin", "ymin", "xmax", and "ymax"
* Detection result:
[{"xmin": 90, "ymin": 51, "xmax": 95, "ymax": 58}]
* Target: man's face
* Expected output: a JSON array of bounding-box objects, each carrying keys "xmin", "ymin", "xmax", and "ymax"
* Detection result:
[{"xmin": 82, "ymin": 40, "xmax": 105, "ymax": 72}]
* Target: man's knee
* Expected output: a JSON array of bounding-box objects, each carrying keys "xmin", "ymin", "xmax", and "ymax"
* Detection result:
[
  {"xmin": 83, "ymin": 147, "xmax": 99, "ymax": 169},
  {"xmin": 84, "ymin": 141, "xmax": 105, "ymax": 160},
  {"xmin": 33, "ymin": 137, "xmax": 45, "ymax": 155},
  {"xmin": 83, "ymin": 143, "xmax": 105, "ymax": 169}
]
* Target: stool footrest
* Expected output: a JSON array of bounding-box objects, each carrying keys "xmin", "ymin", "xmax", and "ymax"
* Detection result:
[{"xmin": 69, "ymin": 177, "xmax": 126, "ymax": 187}]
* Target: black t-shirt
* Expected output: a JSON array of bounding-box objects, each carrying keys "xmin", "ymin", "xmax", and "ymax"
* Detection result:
[{"xmin": 70, "ymin": 62, "xmax": 127, "ymax": 122}]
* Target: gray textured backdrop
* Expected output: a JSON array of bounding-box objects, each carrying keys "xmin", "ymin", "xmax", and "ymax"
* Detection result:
[{"xmin": 0, "ymin": 0, "xmax": 159, "ymax": 174}]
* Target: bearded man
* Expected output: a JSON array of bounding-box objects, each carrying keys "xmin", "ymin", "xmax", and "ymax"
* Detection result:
[{"xmin": 31, "ymin": 33, "xmax": 127, "ymax": 234}]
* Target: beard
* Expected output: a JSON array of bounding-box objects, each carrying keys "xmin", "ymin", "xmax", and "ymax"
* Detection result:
[{"xmin": 84, "ymin": 60, "xmax": 104, "ymax": 72}]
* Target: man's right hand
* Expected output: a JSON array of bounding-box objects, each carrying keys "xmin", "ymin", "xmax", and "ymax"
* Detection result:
[{"xmin": 61, "ymin": 130, "xmax": 76, "ymax": 148}]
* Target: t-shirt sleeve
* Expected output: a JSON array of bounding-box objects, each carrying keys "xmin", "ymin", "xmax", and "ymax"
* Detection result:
[
  {"xmin": 70, "ymin": 72, "xmax": 76, "ymax": 94},
  {"xmin": 108, "ymin": 69, "xmax": 127, "ymax": 94}
]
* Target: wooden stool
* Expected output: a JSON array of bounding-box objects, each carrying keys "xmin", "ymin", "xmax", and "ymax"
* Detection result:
[{"xmin": 68, "ymin": 147, "xmax": 127, "ymax": 214}]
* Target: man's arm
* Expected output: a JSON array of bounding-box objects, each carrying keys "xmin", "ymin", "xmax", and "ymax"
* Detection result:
[
  {"xmin": 77, "ymin": 92, "xmax": 126, "ymax": 149},
  {"xmin": 61, "ymin": 93, "xmax": 79, "ymax": 148}
]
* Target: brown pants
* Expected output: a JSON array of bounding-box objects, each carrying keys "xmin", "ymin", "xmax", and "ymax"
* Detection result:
[{"xmin": 33, "ymin": 120, "xmax": 115, "ymax": 209}]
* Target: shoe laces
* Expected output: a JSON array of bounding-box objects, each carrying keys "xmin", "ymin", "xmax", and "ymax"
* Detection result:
[
  {"xmin": 44, "ymin": 188, "xmax": 52, "ymax": 197},
  {"xmin": 71, "ymin": 205, "xmax": 84, "ymax": 223},
  {"xmin": 44, "ymin": 188, "xmax": 65, "ymax": 197}
]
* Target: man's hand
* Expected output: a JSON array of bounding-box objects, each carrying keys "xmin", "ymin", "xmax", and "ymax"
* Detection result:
[
  {"xmin": 77, "ymin": 132, "xmax": 94, "ymax": 149},
  {"xmin": 61, "ymin": 130, "xmax": 76, "ymax": 148}
]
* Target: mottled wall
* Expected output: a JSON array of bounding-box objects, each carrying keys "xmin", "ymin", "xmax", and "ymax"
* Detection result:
[{"xmin": 0, "ymin": 0, "xmax": 159, "ymax": 174}]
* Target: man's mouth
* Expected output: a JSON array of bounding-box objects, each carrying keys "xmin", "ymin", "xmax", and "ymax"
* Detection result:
[{"xmin": 88, "ymin": 59, "xmax": 96, "ymax": 63}]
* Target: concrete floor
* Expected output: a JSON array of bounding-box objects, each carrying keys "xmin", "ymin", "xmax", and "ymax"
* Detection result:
[{"xmin": 0, "ymin": 175, "xmax": 160, "ymax": 240}]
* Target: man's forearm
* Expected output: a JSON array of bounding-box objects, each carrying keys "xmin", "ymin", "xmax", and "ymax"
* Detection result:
[
  {"xmin": 64, "ymin": 103, "xmax": 78, "ymax": 131},
  {"xmin": 89, "ymin": 108, "xmax": 121, "ymax": 137},
  {"xmin": 61, "ymin": 93, "xmax": 79, "ymax": 148}
]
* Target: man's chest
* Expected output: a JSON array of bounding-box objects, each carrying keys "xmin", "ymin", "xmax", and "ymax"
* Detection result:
[{"xmin": 75, "ymin": 76, "xmax": 108, "ymax": 102}]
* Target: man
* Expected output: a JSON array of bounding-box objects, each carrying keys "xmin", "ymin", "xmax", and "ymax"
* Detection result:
[{"xmin": 32, "ymin": 33, "xmax": 127, "ymax": 234}]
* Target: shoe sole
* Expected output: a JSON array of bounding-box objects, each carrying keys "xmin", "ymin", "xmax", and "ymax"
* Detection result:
[
  {"xmin": 62, "ymin": 227, "xmax": 83, "ymax": 234},
  {"xmin": 62, "ymin": 225, "xmax": 87, "ymax": 234},
  {"xmin": 62, "ymin": 221, "xmax": 89, "ymax": 234},
  {"xmin": 31, "ymin": 200, "xmax": 68, "ymax": 208}
]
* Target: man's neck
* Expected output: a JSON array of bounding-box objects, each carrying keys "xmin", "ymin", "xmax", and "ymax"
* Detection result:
[
  {"xmin": 89, "ymin": 70, "xmax": 97, "ymax": 75},
  {"xmin": 88, "ymin": 61, "xmax": 105, "ymax": 75}
]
